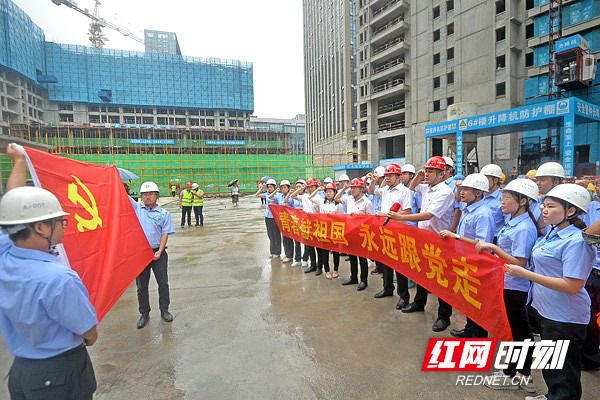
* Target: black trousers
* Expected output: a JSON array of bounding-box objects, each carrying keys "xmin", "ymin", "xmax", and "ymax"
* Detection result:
[
  {"xmin": 540, "ymin": 317, "xmax": 587, "ymax": 400},
  {"xmin": 582, "ymin": 270, "xmax": 600, "ymax": 369},
  {"xmin": 414, "ymin": 284, "xmax": 452, "ymax": 320},
  {"xmin": 293, "ymin": 240, "xmax": 302, "ymax": 262},
  {"xmin": 303, "ymin": 245, "xmax": 317, "ymax": 267},
  {"xmin": 265, "ymin": 217, "xmax": 281, "ymax": 255},
  {"xmin": 282, "ymin": 235, "xmax": 294, "ymax": 259},
  {"xmin": 136, "ymin": 250, "xmax": 170, "ymax": 314},
  {"xmin": 349, "ymin": 255, "xmax": 368, "ymax": 283},
  {"xmin": 9, "ymin": 344, "xmax": 96, "ymax": 400},
  {"xmin": 379, "ymin": 261, "xmax": 409, "ymax": 300},
  {"xmin": 193, "ymin": 205, "xmax": 204, "ymax": 225},
  {"xmin": 180, "ymin": 206, "xmax": 192, "ymax": 226},
  {"xmin": 463, "ymin": 318, "xmax": 488, "ymax": 338},
  {"xmin": 503, "ymin": 289, "xmax": 534, "ymax": 377},
  {"xmin": 317, "ymin": 248, "xmax": 339, "ymax": 272}
]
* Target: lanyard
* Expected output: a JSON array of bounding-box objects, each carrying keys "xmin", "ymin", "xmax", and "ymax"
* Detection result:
[
  {"xmin": 532, "ymin": 229, "xmax": 560, "ymax": 255},
  {"xmin": 143, "ymin": 206, "xmax": 165, "ymax": 222}
]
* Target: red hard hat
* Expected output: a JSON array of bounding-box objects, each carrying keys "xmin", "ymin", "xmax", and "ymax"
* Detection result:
[
  {"xmin": 384, "ymin": 164, "xmax": 402, "ymax": 175},
  {"xmin": 324, "ymin": 182, "xmax": 337, "ymax": 191},
  {"xmin": 424, "ymin": 156, "xmax": 447, "ymax": 171},
  {"xmin": 350, "ymin": 177, "xmax": 365, "ymax": 187},
  {"xmin": 306, "ymin": 178, "xmax": 319, "ymax": 186},
  {"xmin": 186, "ymin": 182, "xmax": 192, "ymax": 187}
]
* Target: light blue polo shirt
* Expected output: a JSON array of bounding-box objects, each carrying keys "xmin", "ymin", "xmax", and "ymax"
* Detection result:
[
  {"xmin": 0, "ymin": 234, "xmax": 98, "ymax": 359},
  {"xmin": 484, "ymin": 188, "xmax": 505, "ymax": 235},
  {"xmin": 582, "ymin": 200, "xmax": 600, "ymax": 271},
  {"xmin": 497, "ymin": 212, "xmax": 539, "ymax": 292},
  {"xmin": 531, "ymin": 195, "xmax": 543, "ymax": 220},
  {"xmin": 445, "ymin": 177, "xmax": 457, "ymax": 192},
  {"xmin": 262, "ymin": 192, "xmax": 279, "ymax": 218},
  {"xmin": 531, "ymin": 225, "xmax": 595, "ymax": 325},
  {"xmin": 456, "ymin": 199, "xmax": 495, "ymax": 243},
  {"xmin": 130, "ymin": 198, "xmax": 175, "ymax": 248}
]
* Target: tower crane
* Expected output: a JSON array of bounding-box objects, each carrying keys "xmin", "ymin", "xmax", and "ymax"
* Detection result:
[{"xmin": 50, "ymin": 0, "xmax": 168, "ymax": 54}]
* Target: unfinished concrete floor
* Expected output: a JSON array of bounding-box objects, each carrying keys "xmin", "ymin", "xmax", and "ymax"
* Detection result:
[{"xmin": 0, "ymin": 196, "xmax": 598, "ymax": 399}]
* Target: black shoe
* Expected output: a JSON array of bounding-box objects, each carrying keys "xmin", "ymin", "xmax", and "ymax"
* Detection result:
[
  {"xmin": 342, "ymin": 278, "xmax": 358, "ymax": 285},
  {"xmin": 396, "ymin": 298, "xmax": 409, "ymax": 310},
  {"xmin": 401, "ymin": 302, "xmax": 425, "ymax": 313},
  {"xmin": 195, "ymin": 224, "xmax": 200, "ymax": 226},
  {"xmin": 137, "ymin": 313, "xmax": 150, "ymax": 329},
  {"xmin": 450, "ymin": 328, "xmax": 470, "ymax": 338},
  {"xmin": 357, "ymin": 281, "xmax": 368, "ymax": 291},
  {"xmin": 161, "ymin": 311, "xmax": 173, "ymax": 322},
  {"xmin": 315, "ymin": 268, "xmax": 323, "ymax": 276},
  {"xmin": 180, "ymin": 225, "xmax": 185, "ymax": 228},
  {"xmin": 432, "ymin": 318, "xmax": 451, "ymax": 332},
  {"xmin": 370, "ymin": 269, "xmax": 382, "ymax": 275},
  {"xmin": 200, "ymin": 224, "xmax": 203, "ymax": 227},
  {"xmin": 304, "ymin": 266, "xmax": 317, "ymax": 273},
  {"xmin": 374, "ymin": 290, "xmax": 394, "ymax": 298}
]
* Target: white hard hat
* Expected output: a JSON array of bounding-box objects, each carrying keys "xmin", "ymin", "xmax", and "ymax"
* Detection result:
[
  {"xmin": 459, "ymin": 173, "xmax": 489, "ymax": 192},
  {"xmin": 545, "ymin": 183, "xmax": 590, "ymax": 213},
  {"xmin": 140, "ymin": 181, "xmax": 160, "ymax": 193},
  {"xmin": 296, "ymin": 179, "xmax": 306, "ymax": 185},
  {"xmin": 536, "ymin": 162, "xmax": 565, "ymax": 179},
  {"xmin": 0, "ymin": 187, "xmax": 69, "ymax": 231},
  {"xmin": 266, "ymin": 178, "xmax": 277, "ymax": 186},
  {"xmin": 191, "ymin": 183, "xmax": 199, "ymax": 189},
  {"xmin": 503, "ymin": 178, "xmax": 539, "ymax": 201},
  {"xmin": 373, "ymin": 166, "xmax": 386, "ymax": 176},
  {"xmin": 323, "ymin": 177, "xmax": 333, "ymax": 184},
  {"xmin": 280, "ymin": 179, "xmax": 291, "ymax": 186},
  {"xmin": 339, "ymin": 174, "xmax": 350, "ymax": 182},
  {"xmin": 442, "ymin": 157, "xmax": 455, "ymax": 169},
  {"xmin": 480, "ymin": 164, "xmax": 503, "ymax": 179},
  {"xmin": 401, "ymin": 164, "xmax": 416, "ymax": 174}
]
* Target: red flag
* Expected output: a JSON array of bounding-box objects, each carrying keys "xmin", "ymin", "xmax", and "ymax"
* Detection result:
[
  {"xmin": 21, "ymin": 146, "xmax": 154, "ymax": 322},
  {"xmin": 270, "ymin": 205, "xmax": 513, "ymax": 341}
]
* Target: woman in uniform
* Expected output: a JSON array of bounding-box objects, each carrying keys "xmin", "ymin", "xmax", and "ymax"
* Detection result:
[{"xmin": 255, "ymin": 179, "xmax": 281, "ymax": 258}]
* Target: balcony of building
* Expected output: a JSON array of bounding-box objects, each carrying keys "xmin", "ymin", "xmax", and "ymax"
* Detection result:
[
  {"xmin": 377, "ymin": 99, "xmax": 405, "ymax": 119},
  {"xmin": 371, "ymin": 15, "xmax": 409, "ymax": 46},
  {"xmin": 377, "ymin": 119, "xmax": 405, "ymax": 133},
  {"xmin": 371, "ymin": 36, "xmax": 408, "ymax": 64},
  {"xmin": 371, "ymin": 0, "xmax": 409, "ymax": 26},
  {"xmin": 370, "ymin": 77, "xmax": 409, "ymax": 101},
  {"xmin": 371, "ymin": 56, "xmax": 409, "ymax": 82}
]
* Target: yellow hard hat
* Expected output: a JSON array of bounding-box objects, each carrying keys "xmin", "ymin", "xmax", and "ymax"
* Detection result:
[
  {"xmin": 526, "ymin": 169, "xmax": 537, "ymax": 178},
  {"xmin": 500, "ymin": 173, "xmax": 506, "ymax": 184},
  {"xmin": 587, "ymin": 183, "xmax": 596, "ymax": 193}
]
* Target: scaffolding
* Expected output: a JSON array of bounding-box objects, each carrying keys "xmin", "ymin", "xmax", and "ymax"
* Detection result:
[{"xmin": 1, "ymin": 123, "xmax": 360, "ymax": 195}]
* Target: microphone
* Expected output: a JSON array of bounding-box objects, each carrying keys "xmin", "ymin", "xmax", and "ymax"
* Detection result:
[{"xmin": 383, "ymin": 202, "xmax": 401, "ymax": 226}]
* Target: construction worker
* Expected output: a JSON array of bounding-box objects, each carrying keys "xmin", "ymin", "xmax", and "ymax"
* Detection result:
[
  {"xmin": 255, "ymin": 178, "xmax": 282, "ymax": 258},
  {"xmin": 532, "ymin": 162, "xmax": 565, "ymax": 223},
  {"xmin": 269, "ymin": 179, "xmax": 294, "ymax": 262},
  {"xmin": 440, "ymin": 173, "xmax": 495, "ymax": 338},
  {"xmin": 179, "ymin": 182, "xmax": 193, "ymax": 227},
  {"xmin": 504, "ymin": 184, "xmax": 595, "ymax": 400},
  {"xmin": 480, "ymin": 164, "xmax": 505, "ymax": 236},
  {"xmin": 335, "ymin": 177, "xmax": 373, "ymax": 290},
  {"xmin": 191, "ymin": 183, "xmax": 204, "ymax": 227},
  {"xmin": 171, "ymin": 183, "xmax": 177, "ymax": 197},
  {"xmin": 285, "ymin": 179, "xmax": 306, "ymax": 266},
  {"xmin": 291, "ymin": 178, "xmax": 320, "ymax": 272},
  {"xmin": 0, "ymin": 144, "xmax": 98, "ymax": 399},
  {"xmin": 367, "ymin": 164, "xmax": 413, "ymax": 305},
  {"xmin": 131, "ymin": 181, "xmax": 175, "ymax": 329},
  {"xmin": 388, "ymin": 156, "xmax": 455, "ymax": 332}
]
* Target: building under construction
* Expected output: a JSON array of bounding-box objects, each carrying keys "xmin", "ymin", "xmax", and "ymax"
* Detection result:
[{"xmin": 0, "ymin": 0, "xmax": 343, "ymax": 193}]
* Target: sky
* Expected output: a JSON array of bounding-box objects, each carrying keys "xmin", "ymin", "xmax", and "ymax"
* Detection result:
[{"xmin": 14, "ymin": 0, "xmax": 305, "ymax": 119}]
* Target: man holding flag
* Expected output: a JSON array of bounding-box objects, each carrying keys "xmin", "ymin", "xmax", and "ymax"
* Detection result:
[
  {"xmin": 0, "ymin": 144, "xmax": 99, "ymax": 399},
  {"xmin": 131, "ymin": 182, "xmax": 175, "ymax": 329}
]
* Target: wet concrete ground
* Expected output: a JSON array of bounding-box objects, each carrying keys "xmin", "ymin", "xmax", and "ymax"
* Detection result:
[{"xmin": 0, "ymin": 196, "xmax": 598, "ymax": 399}]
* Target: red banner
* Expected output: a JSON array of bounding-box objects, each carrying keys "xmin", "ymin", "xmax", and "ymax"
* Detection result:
[
  {"xmin": 22, "ymin": 146, "xmax": 154, "ymax": 322},
  {"xmin": 270, "ymin": 205, "xmax": 512, "ymax": 341}
]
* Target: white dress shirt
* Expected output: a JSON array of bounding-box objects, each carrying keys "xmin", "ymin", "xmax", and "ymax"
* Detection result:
[
  {"xmin": 415, "ymin": 183, "xmax": 455, "ymax": 233},
  {"xmin": 340, "ymin": 194, "xmax": 373, "ymax": 215},
  {"xmin": 374, "ymin": 183, "xmax": 413, "ymax": 212}
]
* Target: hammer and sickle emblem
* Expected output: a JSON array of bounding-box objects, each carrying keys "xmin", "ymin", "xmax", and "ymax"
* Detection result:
[{"xmin": 67, "ymin": 175, "xmax": 103, "ymax": 232}]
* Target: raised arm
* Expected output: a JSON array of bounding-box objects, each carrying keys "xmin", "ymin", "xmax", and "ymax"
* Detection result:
[{"xmin": 6, "ymin": 144, "xmax": 27, "ymax": 191}]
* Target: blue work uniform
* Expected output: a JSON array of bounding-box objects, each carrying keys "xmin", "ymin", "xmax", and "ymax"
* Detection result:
[
  {"xmin": 531, "ymin": 225, "xmax": 595, "ymax": 325},
  {"xmin": 531, "ymin": 195, "xmax": 543, "ymax": 220},
  {"xmin": 408, "ymin": 189, "xmax": 421, "ymax": 227},
  {"xmin": 456, "ymin": 200, "xmax": 495, "ymax": 243},
  {"xmin": 262, "ymin": 192, "xmax": 282, "ymax": 255},
  {"xmin": 0, "ymin": 234, "xmax": 98, "ymax": 359},
  {"xmin": 497, "ymin": 213, "xmax": 539, "ymax": 292},
  {"xmin": 261, "ymin": 192, "xmax": 279, "ymax": 218},
  {"xmin": 130, "ymin": 198, "xmax": 175, "ymax": 248},
  {"xmin": 484, "ymin": 188, "xmax": 505, "ymax": 235},
  {"xmin": 582, "ymin": 201, "xmax": 600, "ymax": 271}
]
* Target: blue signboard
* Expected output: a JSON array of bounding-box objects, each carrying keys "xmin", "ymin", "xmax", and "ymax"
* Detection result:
[
  {"xmin": 114, "ymin": 123, "xmax": 121, "ymax": 128},
  {"xmin": 125, "ymin": 124, "xmax": 131, "ymax": 129},
  {"xmin": 574, "ymin": 98, "xmax": 600, "ymax": 119},
  {"xmin": 135, "ymin": 124, "xmax": 141, "ymax": 129},
  {"xmin": 156, "ymin": 124, "xmax": 162, "ymax": 129},
  {"xmin": 104, "ymin": 123, "xmax": 110, "ymax": 128},
  {"xmin": 129, "ymin": 139, "xmax": 174, "ymax": 145},
  {"xmin": 166, "ymin": 125, "xmax": 171, "ymax": 130},
  {"xmin": 205, "ymin": 140, "xmax": 246, "ymax": 145},
  {"xmin": 556, "ymin": 34, "xmax": 588, "ymax": 53},
  {"xmin": 333, "ymin": 164, "xmax": 375, "ymax": 171},
  {"xmin": 424, "ymin": 121, "xmax": 457, "ymax": 136}
]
